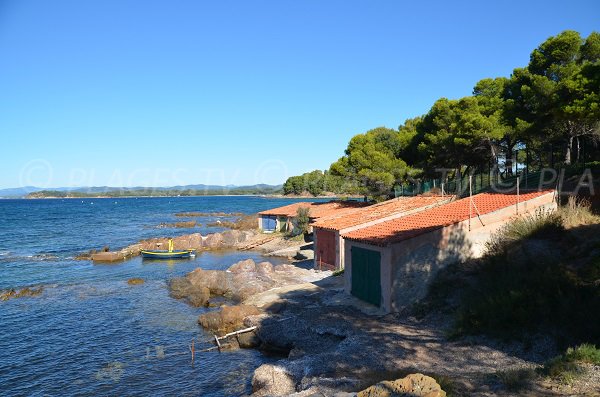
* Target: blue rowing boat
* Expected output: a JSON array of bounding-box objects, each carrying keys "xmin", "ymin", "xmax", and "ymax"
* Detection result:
[
  {"xmin": 141, "ymin": 239, "xmax": 195, "ymax": 259},
  {"xmin": 140, "ymin": 249, "xmax": 195, "ymax": 259}
]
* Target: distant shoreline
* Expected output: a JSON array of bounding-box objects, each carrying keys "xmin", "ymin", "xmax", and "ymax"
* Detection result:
[{"xmin": 1, "ymin": 194, "xmax": 353, "ymax": 200}]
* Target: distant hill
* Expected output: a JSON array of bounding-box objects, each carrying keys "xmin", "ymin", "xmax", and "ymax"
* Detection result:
[{"xmin": 0, "ymin": 184, "xmax": 283, "ymax": 198}]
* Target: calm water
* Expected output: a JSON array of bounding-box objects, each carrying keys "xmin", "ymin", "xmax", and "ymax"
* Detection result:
[{"xmin": 0, "ymin": 196, "xmax": 319, "ymax": 396}]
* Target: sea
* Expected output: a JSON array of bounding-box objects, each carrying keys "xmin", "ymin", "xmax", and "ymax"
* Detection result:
[{"xmin": 0, "ymin": 196, "xmax": 321, "ymax": 396}]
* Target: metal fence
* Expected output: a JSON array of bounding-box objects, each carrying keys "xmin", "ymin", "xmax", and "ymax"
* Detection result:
[{"xmin": 394, "ymin": 169, "xmax": 549, "ymax": 198}]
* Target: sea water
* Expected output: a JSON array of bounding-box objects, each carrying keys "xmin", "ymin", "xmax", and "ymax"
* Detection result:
[{"xmin": 0, "ymin": 196, "xmax": 318, "ymax": 396}]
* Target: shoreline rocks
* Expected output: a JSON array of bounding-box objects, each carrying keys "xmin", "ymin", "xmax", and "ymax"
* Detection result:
[
  {"xmin": 1, "ymin": 286, "xmax": 44, "ymax": 301},
  {"xmin": 198, "ymin": 304, "xmax": 262, "ymax": 335},
  {"xmin": 356, "ymin": 374, "xmax": 446, "ymax": 397},
  {"xmin": 78, "ymin": 229, "xmax": 258, "ymax": 262},
  {"xmin": 127, "ymin": 278, "xmax": 145, "ymax": 285},
  {"xmin": 169, "ymin": 259, "xmax": 324, "ymax": 306},
  {"xmin": 156, "ymin": 221, "xmax": 198, "ymax": 228}
]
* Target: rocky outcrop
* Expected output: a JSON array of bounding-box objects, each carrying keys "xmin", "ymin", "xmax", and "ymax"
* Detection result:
[
  {"xmin": 1, "ymin": 286, "xmax": 44, "ymax": 301},
  {"xmin": 252, "ymin": 364, "xmax": 297, "ymax": 396},
  {"xmin": 198, "ymin": 304, "xmax": 261, "ymax": 334},
  {"xmin": 157, "ymin": 221, "xmax": 198, "ymax": 228},
  {"xmin": 171, "ymin": 259, "xmax": 322, "ymax": 304},
  {"xmin": 78, "ymin": 229, "xmax": 257, "ymax": 261},
  {"xmin": 127, "ymin": 278, "xmax": 145, "ymax": 285},
  {"xmin": 357, "ymin": 373, "xmax": 446, "ymax": 397},
  {"xmin": 169, "ymin": 278, "xmax": 211, "ymax": 307},
  {"xmin": 139, "ymin": 230, "xmax": 254, "ymax": 252},
  {"xmin": 175, "ymin": 212, "xmax": 243, "ymax": 217}
]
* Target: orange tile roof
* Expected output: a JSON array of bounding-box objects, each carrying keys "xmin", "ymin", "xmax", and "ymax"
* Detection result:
[
  {"xmin": 343, "ymin": 190, "xmax": 554, "ymax": 246},
  {"xmin": 258, "ymin": 200, "xmax": 368, "ymax": 219},
  {"xmin": 312, "ymin": 196, "xmax": 451, "ymax": 231}
]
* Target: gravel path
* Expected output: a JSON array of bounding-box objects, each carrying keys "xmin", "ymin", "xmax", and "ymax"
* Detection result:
[{"xmin": 247, "ymin": 276, "xmax": 599, "ymax": 396}]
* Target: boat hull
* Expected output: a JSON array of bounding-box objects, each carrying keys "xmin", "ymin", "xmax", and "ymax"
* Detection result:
[{"xmin": 140, "ymin": 250, "xmax": 194, "ymax": 259}]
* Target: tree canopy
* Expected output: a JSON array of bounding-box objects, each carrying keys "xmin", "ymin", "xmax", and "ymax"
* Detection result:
[{"xmin": 284, "ymin": 30, "xmax": 600, "ymax": 200}]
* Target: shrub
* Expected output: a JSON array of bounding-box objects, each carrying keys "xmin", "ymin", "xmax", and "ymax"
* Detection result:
[
  {"xmin": 485, "ymin": 207, "xmax": 563, "ymax": 256},
  {"xmin": 495, "ymin": 368, "xmax": 537, "ymax": 392},
  {"xmin": 295, "ymin": 207, "xmax": 311, "ymax": 235},
  {"xmin": 560, "ymin": 196, "xmax": 600, "ymax": 228},
  {"xmin": 543, "ymin": 344, "xmax": 600, "ymax": 384}
]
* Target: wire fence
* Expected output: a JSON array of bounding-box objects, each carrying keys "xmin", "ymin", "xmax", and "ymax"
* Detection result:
[{"xmin": 394, "ymin": 169, "xmax": 552, "ymax": 198}]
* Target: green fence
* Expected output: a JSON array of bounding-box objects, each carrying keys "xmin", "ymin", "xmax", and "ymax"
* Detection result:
[{"xmin": 394, "ymin": 169, "xmax": 553, "ymax": 198}]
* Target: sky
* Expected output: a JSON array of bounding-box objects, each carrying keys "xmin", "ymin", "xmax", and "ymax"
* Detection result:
[{"xmin": 0, "ymin": 0, "xmax": 598, "ymax": 189}]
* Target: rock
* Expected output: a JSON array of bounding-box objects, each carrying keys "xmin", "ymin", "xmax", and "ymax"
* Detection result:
[
  {"xmin": 237, "ymin": 331, "xmax": 261, "ymax": 348},
  {"xmin": 356, "ymin": 373, "xmax": 446, "ymax": 397},
  {"xmin": 228, "ymin": 259, "xmax": 257, "ymax": 273},
  {"xmin": 187, "ymin": 268, "xmax": 233, "ymax": 296},
  {"xmin": 256, "ymin": 261, "xmax": 274, "ymax": 276},
  {"xmin": 170, "ymin": 259, "xmax": 323, "ymax": 309},
  {"xmin": 187, "ymin": 233, "xmax": 203, "ymax": 250},
  {"xmin": 1, "ymin": 286, "xmax": 44, "ymax": 301},
  {"xmin": 203, "ymin": 233, "xmax": 224, "ymax": 249},
  {"xmin": 252, "ymin": 364, "xmax": 296, "ymax": 396},
  {"xmin": 221, "ymin": 230, "xmax": 242, "ymax": 246},
  {"xmin": 187, "ymin": 286, "xmax": 211, "ymax": 307},
  {"xmin": 91, "ymin": 251, "xmax": 125, "ymax": 262},
  {"xmin": 198, "ymin": 304, "xmax": 261, "ymax": 334},
  {"xmin": 127, "ymin": 278, "xmax": 144, "ymax": 285},
  {"xmin": 295, "ymin": 249, "xmax": 314, "ymax": 261},
  {"xmin": 169, "ymin": 278, "xmax": 211, "ymax": 307}
]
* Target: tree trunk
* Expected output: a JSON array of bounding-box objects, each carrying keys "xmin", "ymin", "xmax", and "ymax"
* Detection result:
[
  {"xmin": 576, "ymin": 137, "xmax": 581, "ymax": 164},
  {"xmin": 505, "ymin": 141, "xmax": 516, "ymax": 177},
  {"xmin": 565, "ymin": 135, "xmax": 573, "ymax": 165}
]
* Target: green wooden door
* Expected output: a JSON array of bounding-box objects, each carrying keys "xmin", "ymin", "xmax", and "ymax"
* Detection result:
[
  {"xmin": 351, "ymin": 246, "xmax": 381, "ymax": 306},
  {"xmin": 278, "ymin": 217, "xmax": 288, "ymax": 232}
]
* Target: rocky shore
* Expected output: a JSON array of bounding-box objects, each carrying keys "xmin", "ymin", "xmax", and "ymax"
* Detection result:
[
  {"xmin": 168, "ymin": 257, "xmax": 599, "ymax": 396},
  {"xmin": 77, "ymin": 229, "xmax": 261, "ymax": 262}
]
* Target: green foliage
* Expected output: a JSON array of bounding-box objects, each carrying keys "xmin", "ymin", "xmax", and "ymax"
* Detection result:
[
  {"xmin": 454, "ymin": 203, "xmax": 600, "ymax": 344},
  {"xmin": 283, "ymin": 29, "xmax": 600, "ymax": 197},
  {"xmin": 282, "ymin": 170, "xmax": 356, "ymax": 196},
  {"xmin": 543, "ymin": 344, "xmax": 600, "ymax": 384},
  {"xmin": 329, "ymin": 126, "xmax": 418, "ymax": 200},
  {"xmin": 295, "ymin": 207, "xmax": 311, "ymax": 234}
]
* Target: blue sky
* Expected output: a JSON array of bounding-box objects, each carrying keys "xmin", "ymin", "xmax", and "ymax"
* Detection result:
[{"xmin": 0, "ymin": 0, "xmax": 598, "ymax": 188}]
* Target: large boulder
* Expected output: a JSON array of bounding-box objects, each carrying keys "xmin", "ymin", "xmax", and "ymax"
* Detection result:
[
  {"xmin": 169, "ymin": 278, "xmax": 211, "ymax": 307},
  {"xmin": 356, "ymin": 373, "xmax": 446, "ymax": 397},
  {"xmin": 203, "ymin": 233, "xmax": 224, "ymax": 249},
  {"xmin": 256, "ymin": 261, "xmax": 274, "ymax": 276},
  {"xmin": 228, "ymin": 259, "xmax": 257, "ymax": 273},
  {"xmin": 252, "ymin": 364, "xmax": 296, "ymax": 396},
  {"xmin": 236, "ymin": 331, "xmax": 261, "ymax": 348},
  {"xmin": 187, "ymin": 268, "xmax": 233, "ymax": 296},
  {"xmin": 221, "ymin": 230, "xmax": 243, "ymax": 246},
  {"xmin": 198, "ymin": 304, "xmax": 261, "ymax": 334}
]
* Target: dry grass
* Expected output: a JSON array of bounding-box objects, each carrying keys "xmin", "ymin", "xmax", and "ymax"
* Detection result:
[
  {"xmin": 560, "ymin": 196, "xmax": 600, "ymax": 228},
  {"xmin": 485, "ymin": 207, "xmax": 563, "ymax": 256},
  {"xmin": 495, "ymin": 367, "xmax": 537, "ymax": 392}
]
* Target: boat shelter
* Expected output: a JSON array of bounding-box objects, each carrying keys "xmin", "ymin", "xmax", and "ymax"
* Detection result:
[
  {"xmin": 341, "ymin": 190, "xmax": 556, "ymax": 312},
  {"xmin": 258, "ymin": 200, "xmax": 367, "ymax": 234},
  {"xmin": 311, "ymin": 196, "xmax": 451, "ymax": 270}
]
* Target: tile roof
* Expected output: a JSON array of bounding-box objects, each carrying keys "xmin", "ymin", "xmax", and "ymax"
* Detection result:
[
  {"xmin": 258, "ymin": 200, "xmax": 368, "ymax": 219},
  {"xmin": 343, "ymin": 190, "xmax": 554, "ymax": 246},
  {"xmin": 312, "ymin": 196, "xmax": 451, "ymax": 231}
]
